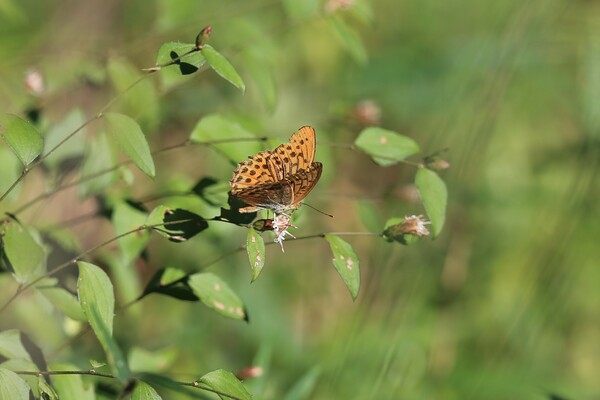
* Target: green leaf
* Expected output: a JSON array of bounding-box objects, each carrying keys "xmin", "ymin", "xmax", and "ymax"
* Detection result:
[
  {"xmin": 0, "ymin": 143, "xmax": 23, "ymax": 199},
  {"xmin": 188, "ymin": 273, "xmax": 247, "ymax": 320},
  {"xmin": 283, "ymin": 367, "xmax": 321, "ymax": 400},
  {"xmin": 324, "ymin": 235, "xmax": 360, "ymax": 300},
  {"xmin": 146, "ymin": 205, "xmax": 169, "ymax": 227},
  {"xmin": 104, "ymin": 112, "xmax": 155, "ymax": 178},
  {"xmin": 247, "ymin": 227, "xmax": 265, "ymax": 282},
  {"xmin": 2, "ymin": 222, "xmax": 45, "ymax": 283},
  {"xmin": 86, "ymin": 307, "xmax": 131, "ymax": 382},
  {"xmin": 137, "ymin": 373, "xmax": 200, "ymax": 398},
  {"xmin": 354, "ymin": 127, "xmax": 420, "ymax": 166},
  {"xmin": 132, "ymin": 381, "xmax": 162, "ymax": 400},
  {"xmin": 0, "ymin": 330, "xmax": 31, "ymax": 361},
  {"xmin": 415, "ymin": 168, "xmax": 447, "ymax": 238},
  {"xmin": 107, "ymin": 57, "xmax": 159, "ymax": 131},
  {"xmin": 43, "ymin": 108, "xmax": 87, "ymax": 172},
  {"xmin": 155, "ymin": 42, "xmax": 206, "ymax": 90},
  {"xmin": 129, "ymin": 346, "xmax": 177, "ymax": 373},
  {"xmin": 50, "ymin": 362, "xmax": 95, "ymax": 400},
  {"xmin": 0, "ymin": 113, "xmax": 43, "ymax": 166},
  {"xmin": 0, "ymin": 359, "xmax": 38, "ymax": 396},
  {"xmin": 328, "ymin": 16, "xmax": 367, "ymax": 64},
  {"xmin": 197, "ymin": 369, "xmax": 253, "ymax": 400},
  {"xmin": 80, "ymin": 132, "xmax": 119, "ymax": 197},
  {"xmin": 37, "ymin": 287, "xmax": 87, "ymax": 322},
  {"xmin": 140, "ymin": 268, "xmax": 198, "ymax": 302},
  {"xmin": 0, "ymin": 368, "xmax": 30, "ymax": 400},
  {"xmin": 112, "ymin": 201, "xmax": 150, "ymax": 266},
  {"xmin": 38, "ymin": 375, "xmax": 59, "ymax": 400},
  {"xmin": 201, "ymin": 44, "xmax": 245, "ymax": 92},
  {"xmin": 189, "ymin": 114, "xmax": 262, "ymax": 162},
  {"xmin": 77, "ymin": 261, "xmax": 115, "ymax": 335}
]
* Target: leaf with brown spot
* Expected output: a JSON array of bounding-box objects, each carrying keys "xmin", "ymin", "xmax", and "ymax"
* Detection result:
[
  {"xmin": 246, "ymin": 227, "xmax": 266, "ymax": 282},
  {"xmin": 188, "ymin": 273, "xmax": 247, "ymax": 321},
  {"xmin": 324, "ymin": 234, "xmax": 360, "ymax": 300}
]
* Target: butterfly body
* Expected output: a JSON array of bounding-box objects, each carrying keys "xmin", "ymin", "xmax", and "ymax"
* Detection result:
[{"xmin": 229, "ymin": 126, "xmax": 322, "ymax": 213}]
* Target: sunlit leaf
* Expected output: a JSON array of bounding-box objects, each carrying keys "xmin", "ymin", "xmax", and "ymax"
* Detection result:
[
  {"xmin": 189, "ymin": 114, "xmax": 262, "ymax": 162},
  {"xmin": 131, "ymin": 380, "xmax": 162, "ymax": 400},
  {"xmin": 0, "ymin": 368, "xmax": 29, "ymax": 400},
  {"xmin": 2, "ymin": 221, "xmax": 45, "ymax": 283},
  {"xmin": 0, "ymin": 146, "xmax": 20, "ymax": 199},
  {"xmin": 197, "ymin": 369, "xmax": 253, "ymax": 400},
  {"xmin": 201, "ymin": 44, "xmax": 245, "ymax": 92},
  {"xmin": 140, "ymin": 268, "xmax": 198, "ymax": 302},
  {"xmin": 155, "ymin": 42, "xmax": 206, "ymax": 89},
  {"xmin": 415, "ymin": 168, "xmax": 447, "ymax": 237},
  {"xmin": 77, "ymin": 261, "xmax": 115, "ymax": 335},
  {"xmin": 324, "ymin": 235, "xmax": 360, "ymax": 300},
  {"xmin": 0, "ymin": 113, "xmax": 43, "ymax": 166},
  {"xmin": 354, "ymin": 127, "xmax": 420, "ymax": 166},
  {"xmin": 247, "ymin": 227, "xmax": 265, "ymax": 282},
  {"xmin": 104, "ymin": 112, "xmax": 155, "ymax": 178},
  {"xmin": 188, "ymin": 273, "xmax": 247, "ymax": 320}
]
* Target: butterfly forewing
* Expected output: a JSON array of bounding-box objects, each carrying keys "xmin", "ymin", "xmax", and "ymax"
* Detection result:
[{"xmin": 229, "ymin": 126, "xmax": 321, "ymax": 213}]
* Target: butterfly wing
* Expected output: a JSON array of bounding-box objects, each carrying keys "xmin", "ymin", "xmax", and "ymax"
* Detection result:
[{"xmin": 289, "ymin": 162, "xmax": 322, "ymax": 207}]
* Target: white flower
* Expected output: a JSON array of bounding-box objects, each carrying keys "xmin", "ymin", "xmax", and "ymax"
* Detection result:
[{"xmin": 272, "ymin": 213, "xmax": 297, "ymax": 252}]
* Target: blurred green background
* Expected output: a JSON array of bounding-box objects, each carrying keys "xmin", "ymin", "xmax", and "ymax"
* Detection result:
[{"xmin": 1, "ymin": 0, "xmax": 599, "ymax": 399}]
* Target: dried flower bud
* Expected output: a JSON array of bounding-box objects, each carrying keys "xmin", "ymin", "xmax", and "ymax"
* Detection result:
[
  {"xmin": 236, "ymin": 366, "xmax": 264, "ymax": 380},
  {"xmin": 24, "ymin": 68, "xmax": 44, "ymax": 96},
  {"xmin": 424, "ymin": 157, "xmax": 450, "ymax": 171},
  {"xmin": 353, "ymin": 99, "xmax": 381, "ymax": 126},
  {"xmin": 196, "ymin": 26, "xmax": 212, "ymax": 48},
  {"xmin": 252, "ymin": 218, "xmax": 274, "ymax": 232},
  {"xmin": 383, "ymin": 215, "xmax": 431, "ymax": 245},
  {"xmin": 325, "ymin": 0, "xmax": 355, "ymax": 13}
]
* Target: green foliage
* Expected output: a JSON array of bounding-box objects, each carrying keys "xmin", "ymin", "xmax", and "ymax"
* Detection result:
[
  {"xmin": 0, "ymin": 113, "xmax": 43, "ymax": 166},
  {"xmin": 5, "ymin": 0, "xmax": 594, "ymax": 398}
]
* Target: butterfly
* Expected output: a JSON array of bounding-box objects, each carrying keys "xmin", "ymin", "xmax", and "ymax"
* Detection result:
[{"xmin": 229, "ymin": 126, "xmax": 322, "ymax": 214}]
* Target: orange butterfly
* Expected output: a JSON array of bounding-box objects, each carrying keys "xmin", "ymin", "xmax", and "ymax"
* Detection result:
[{"xmin": 229, "ymin": 126, "xmax": 322, "ymax": 214}]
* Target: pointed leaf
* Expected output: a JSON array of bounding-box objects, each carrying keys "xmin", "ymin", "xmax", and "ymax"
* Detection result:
[
  {"xmin": 415, "ymin": 168, "xmax": 447, "ymax": 237},
  {"xmin": 197, "ymin": 369, "xmax": 253, "ymax": 400},
  {"xmin": 247, "ymin": 228, "xmax": 265, "ymax": 282},
  {"xmin": 324, "ymin": 235, "xmax": 360, "ymax": 300},
  {"xmin": 155, "ymin": 42, "xmax": 206, "ymax": 90},
  {"xmin": 0, "ymin": 113, "xmax": 43, "ymax": 166},
  {"xmin": 87, "ymin": 307, "xmax": 131, "ymax": 382},
  {"xmin": 2, "ymin": 222, "xmax": 45, "ymax": 283},
  {"xmin": 77, "ymin": 261, "xmax": 115, "ymax": 335},
  {"xmin": 104, "ymin": 112, "xmax": 155, "ymax": 177},
  {"xmin": 354, "ymin": 127, "xmax": 420, "ymax": 166},
  {"xmin": 132, "ymin": 381, "xmax": 162, "ymax": 400},
  {"xmin": 188, "ymin": 273, "xmax": 247, "ymax": 320},
  {"xmin": 189, "ymin": 114, "xmax": 262, "ymax": 162},
  {"xmin": 0, "ymin": 330, "xmax": 31, "ymax": 361},
  {"xmin": 0, "ymin": 368, "xmax": 30, "ymax": 400},
  {"xmin": 0, "ymin": 146, "xmax": 21, "ymax": 199},
  {"xmin": 140, "ymin": 268, "xmax": 198, "ymax": 302},
  {"xmin": 38, "ymin": 287, "xmax": 87, "ymax": 322},
  {"xmin": 162, "ymin": 208, "xmax": 209, "ymax": 242},
  {"xmin": 201, "ymin": 44, "xmax": 245, "ymax": 92}
]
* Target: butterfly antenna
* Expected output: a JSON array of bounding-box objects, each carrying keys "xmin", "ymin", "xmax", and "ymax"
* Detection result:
[{"xmin": 302, "ymin": 202, "xmax": 334, "ymax": 218}]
